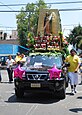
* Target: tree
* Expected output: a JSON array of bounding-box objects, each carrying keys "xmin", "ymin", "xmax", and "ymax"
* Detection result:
[
  {"xmin": 75, "ymin": 36, "xmax": 82, "ymax": 50},
  {"xmin": 16, "ymin": 0, "xmax": 49, "ymax": 47},
  {"xmin": 66, "ymin": 24, "xmax": 82, "ymax": 50}
]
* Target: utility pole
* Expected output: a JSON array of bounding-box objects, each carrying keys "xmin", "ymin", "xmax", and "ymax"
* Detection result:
[{"xmin": 28, "ymin": 11, "xmax": 31, "ymax": 31}]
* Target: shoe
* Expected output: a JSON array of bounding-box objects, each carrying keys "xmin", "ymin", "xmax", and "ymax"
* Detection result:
[
  {"xmin": 74, "ymin": 88, "xmax": 77, "ymax": 93},
  {"xmin": 9, "ymin": 81, "xmax": 12, "ymax": 83},
  {"xmin": 74, "ymin": 90, "xmax": 77, "ymax": 93},
  {"xmin": 71, "ymin": 91, "xmax": 75, "ymax": 95}
]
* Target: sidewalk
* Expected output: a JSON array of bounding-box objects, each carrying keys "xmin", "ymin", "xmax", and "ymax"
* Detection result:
[{"xmin": 0, "ymin": 70, "xmax": 10, "ymax": 83}]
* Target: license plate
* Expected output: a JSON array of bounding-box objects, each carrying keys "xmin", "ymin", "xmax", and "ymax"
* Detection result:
[{"xmin": 31, "ymin": 83, "xmax": 41, "ymax": 88}]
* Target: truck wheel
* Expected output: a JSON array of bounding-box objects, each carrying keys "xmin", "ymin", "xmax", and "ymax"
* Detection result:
[
  {"xmin": 15, "ymin": 88, "xmax": 24, "ymax": 98},
  {"xmin": 54, "ymin": 88, "xmax": 66, "ymax": 99}
]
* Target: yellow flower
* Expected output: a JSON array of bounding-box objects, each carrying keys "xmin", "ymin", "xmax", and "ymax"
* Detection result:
[
  {"xmin": 58, "ymin": 31, "xmax": 63, "ymax": 35},
  {"xmin": 28, "ymin": 33, "xmax": 31, "ymax": 37}
]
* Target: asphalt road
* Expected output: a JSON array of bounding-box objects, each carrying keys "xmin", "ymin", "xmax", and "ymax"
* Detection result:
[{"xmin": 0, "ymin": 70, "xmax": 82, "ymax": 115}]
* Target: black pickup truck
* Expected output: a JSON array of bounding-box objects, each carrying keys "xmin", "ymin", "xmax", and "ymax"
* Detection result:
[{"xmin": 14, "ymin": 51, "xmax": 68, "ymax": 99}]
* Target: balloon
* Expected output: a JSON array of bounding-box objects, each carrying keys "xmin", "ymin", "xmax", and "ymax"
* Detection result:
[
  {"xmin": 13, "ymin": 65, "xmax": 25, "ymax": 79},
  {"xmin": 48, "ymin": 65, "xmax": 62, "ymax": 79}
]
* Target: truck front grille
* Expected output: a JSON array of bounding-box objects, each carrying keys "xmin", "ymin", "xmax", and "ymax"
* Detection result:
[{"xmin": 25, "ymin": 73, "xmax": 49, "ymax": 80}]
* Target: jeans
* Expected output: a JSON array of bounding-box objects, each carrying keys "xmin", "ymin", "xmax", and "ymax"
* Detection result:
[{"xmin": 7, "ymin": 68, "xmax": 13, "ymax": 82}]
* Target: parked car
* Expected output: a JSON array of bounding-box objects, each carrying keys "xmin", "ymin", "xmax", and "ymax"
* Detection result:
[{"xmin": 14, "ymin": 51, "xmax": 69, "ymax": 99}]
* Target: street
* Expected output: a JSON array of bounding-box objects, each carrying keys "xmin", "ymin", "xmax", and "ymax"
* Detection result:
[{"xmin": 0, "ymin": 70, "xmax": 82, "ymax": 115}]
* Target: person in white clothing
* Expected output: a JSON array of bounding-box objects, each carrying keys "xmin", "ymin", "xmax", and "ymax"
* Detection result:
[{"xmin": 6, "ymin": 55, "xmax": 15, "ymax": 83}]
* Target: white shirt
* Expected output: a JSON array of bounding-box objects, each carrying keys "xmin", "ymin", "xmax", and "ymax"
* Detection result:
[
  {"xmin": 20, "ymin": 56, "xmax": 27, "ymax": 62},
  {"xmin": 6, "ymin": 59, "xmax": 15, "ymax": 68}
]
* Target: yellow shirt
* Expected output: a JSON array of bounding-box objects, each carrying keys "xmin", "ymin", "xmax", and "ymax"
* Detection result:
[
  {"xmin": 65, "ymin": 55, "xmax": 81, "ymax": 72},
  {"xmin": 15, "ymin": 56, "xmax": 22, "ymax": 62}
]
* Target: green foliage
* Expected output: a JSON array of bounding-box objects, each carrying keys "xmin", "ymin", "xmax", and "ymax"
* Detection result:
[
  {"xmin": 29, "ymin": 51, "xmax": 62, "ymax": 57},
  {"xmin": 26, "ymin": 32, "xmax": 35, "ymax": 50},
  {"xmin": 16, "ymin": 0, "xmax": 48, "ymax": 47},
  {"xmin": 75, "ymin": 36, "xmax": 82, "ymax": 49},
  {"xmin": 66, "ymin": 24, "xmax": 82, "ymax": 50}
]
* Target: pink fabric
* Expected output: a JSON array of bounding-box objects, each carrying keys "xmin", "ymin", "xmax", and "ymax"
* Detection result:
[
  {"xmin": 13, "ymin": 65, "xmax": 25, "ymax": 79},
  {"xmin": 48, "ymin": 65, "xmax": 62, "ymax": 79}
]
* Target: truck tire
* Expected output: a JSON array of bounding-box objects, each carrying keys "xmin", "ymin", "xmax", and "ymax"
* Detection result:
[
  {"xmin": 54, "ymin": 88, "xmax": 66, "ymax": 99},
  {"xmin": 15, "ymin": 88, "xmax": 24, "ymax": 98}
]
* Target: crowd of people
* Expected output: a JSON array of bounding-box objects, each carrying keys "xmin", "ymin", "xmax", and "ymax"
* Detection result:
[{"xmin": 0, "ymin": 52, "xmax": 27, "ymax": 83}]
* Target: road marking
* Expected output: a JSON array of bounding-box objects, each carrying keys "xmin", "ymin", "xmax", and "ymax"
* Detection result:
[
  {"xmin": 25, "ymin": 104, "xmax": 38, "ymax": 115},
  {"xmin": 0, "ymin": 98, "xmax": 8, "ymax": 106}
]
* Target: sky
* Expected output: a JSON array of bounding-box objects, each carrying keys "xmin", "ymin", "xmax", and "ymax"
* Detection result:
[{"xmin": 0, "ymin": 0, "xmax": 82, "ymax": 36}]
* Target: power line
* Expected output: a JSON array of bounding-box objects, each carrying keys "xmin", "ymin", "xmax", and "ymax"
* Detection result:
[
  {"xmin": 0, "ymin": 24, "xmax": 82, "ymax": 29},
  {"xmin": 63, "ymin": 24, "xmax": 82, "ymax": 27},
  {"xmin": 0, "ymin": 1, "xmax": 82, "ymax": 12},
  {"xmin": 46, "ymin": 1, "xmax": 82, "ymax": 5},
  {"xmin": 0, "ymin": 26, "xmax": 16, "ymax": 28},
  {"xmin": 0, "ymin": 29, "xmax": 16, "ymax": 31},
  {"xmin": 0, "ymin": 4, "xmax": 26, "ymax": 6},
  {"xmin": 59, "ymin": 8, "xmax": 82, "ymax": 11},
  {"xmin": 0, "ymin": 8, "xmax": 82, "ymax": 12},
  {"xmin": 0, "ymin": 1, "xmax": 17, "ymax": 16},
  {"xmin": 0, "ymin": 2, "xmax": 15, "ymax": 11},
  {"xmin": 0, "ymin": 1, "xmax": 82, "ymax": 6}
]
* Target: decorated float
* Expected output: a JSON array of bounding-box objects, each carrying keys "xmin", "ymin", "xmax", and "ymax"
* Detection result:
[{"xmin": 26, "ymin": 31, "xmax": 69, "ymax": 59}]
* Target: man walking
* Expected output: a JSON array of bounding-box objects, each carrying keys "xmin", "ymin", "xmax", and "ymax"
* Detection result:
[{"xmin": 65, "ymin": 49, "xmax": 81, "ymax": 95}]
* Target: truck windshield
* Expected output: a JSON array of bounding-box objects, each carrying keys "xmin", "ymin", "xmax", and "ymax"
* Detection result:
[{"xmin": 28, "ymin": 55, "xmax": 62, "ymax": 68}]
